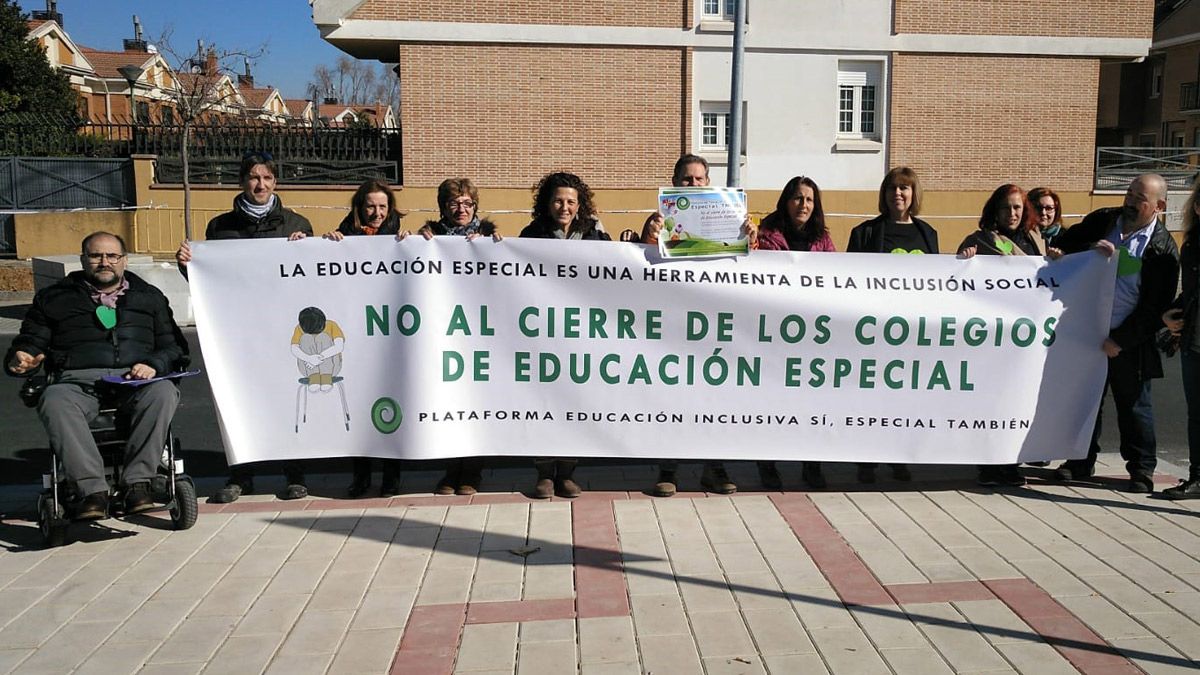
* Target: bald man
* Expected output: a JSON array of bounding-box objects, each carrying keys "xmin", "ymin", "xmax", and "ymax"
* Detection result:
[{"xmin": 1053, "ymin": 174, "xmax": 1180, "ymax": 493}]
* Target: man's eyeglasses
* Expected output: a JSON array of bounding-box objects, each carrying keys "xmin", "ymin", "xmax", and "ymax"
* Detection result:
[
  {"xmin": 447, "ymin": 200, "xmax": 476, "ymax": 211},
  {"xmin": 84, "ymin": 252, "xmax": 126, "ymax": 263}
]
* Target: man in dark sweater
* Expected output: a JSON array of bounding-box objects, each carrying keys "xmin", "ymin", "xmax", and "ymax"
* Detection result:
[
  {"xmin": 6, "ymin": 232, "xmax": 188, "ymax": 519},
  {"xmin": 1053, "ymin": 174, "xmax": 1180, "ymax": 492}
]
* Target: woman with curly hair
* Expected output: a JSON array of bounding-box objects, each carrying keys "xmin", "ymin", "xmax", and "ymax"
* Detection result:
[{"xmin": 521, "ymin": 172, "xmax": 609, "ymax": 499}]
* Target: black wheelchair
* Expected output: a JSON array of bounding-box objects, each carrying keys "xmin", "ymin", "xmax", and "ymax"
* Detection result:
[{"xmin": 20, "ymin": 375, "xmax": 198, "ymax": 547}]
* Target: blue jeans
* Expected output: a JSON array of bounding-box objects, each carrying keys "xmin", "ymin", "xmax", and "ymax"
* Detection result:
[
  {"xmin": 1084, "ymin": 351, "xmax": 1157, "ymax": 476},
  {"xmin": 1182, "ymin": 349, "xmax": 1200, "ymax": 478}
]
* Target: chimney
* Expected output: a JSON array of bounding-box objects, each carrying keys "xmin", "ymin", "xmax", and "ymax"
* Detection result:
[
  {"xmin": 32, "ymin": 0, "xmax": 64, "ymax": 26},
  {"xmin": 237, "ymin": 57, "xmax": 253, "ymax": 87},
  {"xmin": 122, "ymin": 15, "xmax": 148, "ymax": 52},
  {"xmin": 204, "ymin": 48, "xmax": 218, "ymax": 76},
  {"xmin": 323, "ymin": 85, "xmax": 338, "ymax": 106}
]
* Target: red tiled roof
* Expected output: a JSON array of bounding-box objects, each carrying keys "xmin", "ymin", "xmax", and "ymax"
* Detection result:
[
  {"xmin": 78, "ymin": 47, "xmax": 155, "ymax": 79},
  {"xmin": 26, "ymin": 18, "xmax": 47, "ymax": 29},
  {"xmin": 239, "ymin": 86, "xmax": 275, "ymax": 109},
  {"xmin": 284, "ymin": 99, "xmax": 312, "ymax": 116}
]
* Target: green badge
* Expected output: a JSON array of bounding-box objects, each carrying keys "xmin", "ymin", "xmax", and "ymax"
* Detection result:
[
  {"xmin": 995, "ymin": 239, "xmax": 1014, "ymax": 255},
  {"xmin": 890, "ymin": 248, "xmax": 925, "ymax": 255},
  {"xmin": 1117, "ymin": 246, "xmax": 1142, "ymax": 277},
  {"xmin": 95, "ymin": 305, "xmax": 117, "ymax": 329}
]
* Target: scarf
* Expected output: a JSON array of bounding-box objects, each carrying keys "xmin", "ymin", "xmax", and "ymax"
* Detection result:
[
  {"xmin": 86, "ymin": 277, "xmax": 129, "ymax": 308},
  {"xmin": 443, "ymin": 216, "xmax": 482, "ymax": 237},
  {"xmin": 236, "ymin": 193, "xmax": 276, "ymax": 222},
  {"xmin": 1042, "ymin": 223, "xmax": 1061, "ymax": 240}
]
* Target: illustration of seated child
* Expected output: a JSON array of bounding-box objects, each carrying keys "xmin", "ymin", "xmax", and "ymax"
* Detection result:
[{"xmin": 290, "ymin": 307, "xmax": 344, "ymax": 392}]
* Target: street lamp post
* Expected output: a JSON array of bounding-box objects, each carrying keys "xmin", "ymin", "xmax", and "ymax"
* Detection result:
[{"xmin": 118, "ymin": 64, "xmax": 145, "ymax": 124}]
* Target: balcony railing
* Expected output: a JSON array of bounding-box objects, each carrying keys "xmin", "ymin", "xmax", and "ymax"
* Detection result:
[
  {"xmin": 1183, "ymin": 82, "xmax": 1199, "ymax": 113},
  {"xmin": 1096, "ymin": 146, "xmax": 1200, "ymax": 191}
]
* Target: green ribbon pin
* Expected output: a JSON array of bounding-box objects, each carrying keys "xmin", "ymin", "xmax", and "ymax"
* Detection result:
[
  {"xmin": 890, "ymin": 248, "xmax": 925, "ymax": 255},
  {"xmin": 994, "ymin": 239, "xmax": 1014, "ymax": 255},
  {"xmin": 1117, "ymin": 247, "xmax": 1142, "ymax": 277},
  {"xmin": 95, "ymin": 305, "xmax": 117, "ymax": 329}
]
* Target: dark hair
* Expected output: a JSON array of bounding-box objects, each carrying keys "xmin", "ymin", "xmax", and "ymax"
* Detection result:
[
  {"xmin": 878, "ymin": 166, "xmax": 922, "ymax": 217},
  {"xmin": 532, "ymin": 172, "xmax": 597, "ymax": 228},
  {"xmin": 239, "ymin": 152, "xmax": 277, "ymax": 183},
  {"xmin": 979, "ymin": 184, "xmax": 1037, "ymax": 233},
  {"xmin": 81, "ymin": 231, "xmax": 127, "ymax": 255},
  {"xmin": 1182, "ymin": 174, "xmax": 1199, "ymax": 237},
  {"xmin": 350, "ymin": 179, "xmax": 398, "ymax": 230},
  {"xmin": 298, "ymin": 306, "xmax": 327, "ymax": 334},
  {"xmin": 672, "ymin": 154, "xmax": 709, "ymax": 186},
  {"xmin": 1027, "ymin": 187, "xmax": 1063, "ymax": 229},
  {"xmin": 437, "ymin": 178, "xmax": 481, "ymax": 220},
  {"xmin": 766, "ymin": 176, "xmax": 827, "ymax": 246}
]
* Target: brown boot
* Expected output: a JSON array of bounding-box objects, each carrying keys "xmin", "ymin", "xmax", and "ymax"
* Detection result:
[{"xmin": 533, "ymin": 460, "xmax": 556, "ymax": 499}]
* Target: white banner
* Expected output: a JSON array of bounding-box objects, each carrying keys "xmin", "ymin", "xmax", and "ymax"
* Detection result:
[{"xmin": 189, "ymin": 237, "xmax": 1115, "ymax": 466}]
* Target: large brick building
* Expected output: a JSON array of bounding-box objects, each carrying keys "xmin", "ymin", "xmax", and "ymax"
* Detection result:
[{"xmin": 313, "ymin": 0, "xmax": 1150, "ymax": 194}]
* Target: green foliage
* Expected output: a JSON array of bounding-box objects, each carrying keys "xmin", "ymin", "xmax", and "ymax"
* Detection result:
[{"xmin": 0, "ymin": 0, "xmax": 77, "ymax": 117}]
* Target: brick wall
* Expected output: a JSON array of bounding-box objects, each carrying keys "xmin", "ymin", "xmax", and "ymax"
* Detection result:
[
  {"xmin": 893, "ymin": 0, "xmax": 1152, "ymax": 39},
  {"xmin": 352, "ymin": 0, "xmax": 688, "ymax": 28},
  {"xmin": 397, "ymin": 44, "xmax": 689, "ymax": 189},
  {"xmin": 889, "ymin": 54, "xmax": 1099, "ymax": 192}
]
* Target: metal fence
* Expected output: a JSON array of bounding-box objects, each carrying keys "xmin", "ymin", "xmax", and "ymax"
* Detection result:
[
  {"xmin": 0, "ymin": 114, "xmax": 402, "ymax": 186},
  {"xmin": 1095, "ymin": 147, "xmax": 1200, "ymax": 191}
]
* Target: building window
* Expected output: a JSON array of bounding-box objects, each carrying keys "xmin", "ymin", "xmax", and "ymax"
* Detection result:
[
  {"xmin": 135, "ymin": 101, "xmax": 150, "ymax": 122},
  {"xmin": 699, "ymin": 101, "xmax": 745, "ymax": 155},
  {"xmin": 1194, "ymin": 128, "xmax": 1200, "ymax": 147},
  {"xmin": 1150, "ymin": 61, "xmax": 1163, "ymax": 98},
  {"xmin": 836, "ymin": 61, "xmax": 881, "ymax": 140},
  {"xmin": 703, "ymin": 0, "xmax": 736, "ymax": 20}
]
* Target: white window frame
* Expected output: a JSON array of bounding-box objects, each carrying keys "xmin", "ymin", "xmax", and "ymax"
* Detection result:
[
  {"xmin": 699, "ymin": 0, "xmax": 746, "ymax": 31},
  {"xmin": 698, "ymin": 101, "xmax": 746, "ymax": 157},
  {"xmin": 834, "ymin": 60, "xmax": 883, "ymax": 152}
]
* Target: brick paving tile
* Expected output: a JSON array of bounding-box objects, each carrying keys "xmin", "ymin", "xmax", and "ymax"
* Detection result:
[
  {"xmin": 74, "ymin": 640, "xmax": 160, "ymax": 675},
  {"xmin": 742, "ymin": 608, "xmax": 817, "ymax": 654},
  {"xmin": 518, "ymin": 618, "xmax": 575, "ymax": 643},
  {"xmin": 808, "ymin": 626, "xmax": 891, "ymax": 674},
  {"xmin": 200, "ymin": 634, "xmax": 282, "ymax": 674},
  {"xmin": 148, "ymin": 615, "xmax": 238, "ymax": 665},
  {"xmin": 701, "ymin": 654, "xmax": 769, "ymax": 674},
  {"xmin": 262, "ymin": 651, "xmax": 334, "ymax": 675},
  {"xmin": 516, "ymin": 640, "xmax": 577, "ymax": 675},
  {"xmin": 454, "ymin": 622, "xmax": 519, "ymax": 672},
  {"xmin": 9, "ymin": 618, "xmax": 117, "ymax": 672},
  {"xmin": 761, "ymin": 652, "xmax": 830, "ymax": 673},
  {"xmin": 578, "ymin": 616, "xmax": 637, "ymax": 664},
  {"xmin": 905, "ymin": 601, "xmax": 1012, "ymax": 672},
  {"xmin": 877, "ymin": 646, "xmax": 957, "ymax": 675},
  {"xmin": 579, "ymin": 662, "xmax": 639, "ymax": 675}
]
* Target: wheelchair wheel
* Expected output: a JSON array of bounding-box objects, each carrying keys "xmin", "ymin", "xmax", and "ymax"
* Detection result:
[
  {"xmin": 37, "ymin": 493, "xmax": 67, "ymax": 548},
  {"xmin": 170, "ymin": 479, "xmax": 198, "ymax": 530}
]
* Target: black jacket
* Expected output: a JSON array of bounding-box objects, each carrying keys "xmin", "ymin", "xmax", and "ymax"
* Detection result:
[
  {"xmin": 846, "ymin": 214, "xmax": 939, "ymax": 254},
  {"xmin": 1172, "ymin": 229, "xmax": 1199, "ymax": 352},
  {"xmin": 337, "ymin": 211, "xmax": 402, "ymax": 237},
  {"xmin": 206, "ymin": 196, "xmax": 313, "ymax": 240},
  {"xmin": 1058, "ymin": 207, "xmax": 1180, "ymax": 379},
  {"xmin": 7, "ymin": 271, "xmax": 188, "ymax": 376},
  {"xmin": 519, "ymin": 218, "xmax": 610, "ymax": 241}
]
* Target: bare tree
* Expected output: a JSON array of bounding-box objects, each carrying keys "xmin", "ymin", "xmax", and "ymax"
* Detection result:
[
  {"xmin": 308, "ymin": 58, "xmax": 398, "ymax": 110},
  {"xmin": 155, "ymin": 30, "xmax": 263, "ymax": 239}
]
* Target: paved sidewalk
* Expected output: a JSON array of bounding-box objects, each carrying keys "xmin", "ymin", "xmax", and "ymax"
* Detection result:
[{"xmin": 0, "ymin": 456, "xmax": 1197, "ymax": 675}]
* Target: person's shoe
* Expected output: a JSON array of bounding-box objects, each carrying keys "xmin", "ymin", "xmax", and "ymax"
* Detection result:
[
  {"xmin": 456, "ymin": 471, "xmax": 481, "ymax": 497},
  {"xmin": 1025, "ymin": 461, "xmax": 1049, "ymax": 467},
  {"xmin": 857, "ymin": 465, "xmax": 876, "ymax": 484},
  {"xmin": 281, "ymin": 483, "xmax": 308, "ymax": 500},
  {"xmin": 347, "ymin": 472, "xmax": 372, "ymax": 499},
  {"xmin": 433, "ymin": 473, "xmax": 457, "ymax": 496},
  {"xmin": 700, "ymin": 465, "xmax": 737, "ymax": 495},
  {"xmin": 801, "ymin": 463, "xmax": 826, "ymax": 489},
  {"xmin": 1053, "ymin": 461, "xmax": 1094, "ymax": 482},
  {"xmin": 74, "ymin": 491, "xmax": 109, "ymax": 520},
  {"xmin": 123, "ymin": 482, "xmax": 156, "ymax": 514},
  {"xmin": 758, "ymin": 462, "xmax": 784, "ymax": 490},
  {"xmin": 211, "ymin": 480, "xmax": 251, "ymax": 504},
  {"xmin": 977, "ymin": 467, "xmax": 1002, "ymax": 487},
  {"xmin": 533, "ymin": 478, "xmax": 555, "ymax": 500},
  {"xmin": 1128, "ymin": 473, "xmax": 1154, "ymax": 494},
  {"xmin": 890, "ymin": 464, "xmax": 912, "ymax": 482},
  {"xmin": 1001, "ymin": 466, "xmax": 1027, "ymax": 487},
  {"xmin": 556, "ymin": 478, "xmax": 582, "ymax": 498},
  {"xmin": 652, "ymin": 471, "xmax": 677, "ymax": 497},
  {"xmin": 1162, "ymin": 477, "xmax": 1200, "ymax": 500}
]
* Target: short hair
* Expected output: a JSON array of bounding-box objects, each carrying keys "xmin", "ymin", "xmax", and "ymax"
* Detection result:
[
  {"xmin": 532, "ymin": 172, "xmax": 597, "ymax": 227},
  {"xmin": 298, "ymin": 306, "xmax": 327, "ymax": 335},
  {"xmin": 1027, "ymin": 187, "xmax": 1063, "ymax": 229},
  {"xmin": 769, "ymin": 175, "xmax": 827, "ymax": 241},
  {"xmin": 239, "ymin": 152, "xmax": 277, "ymax": 183},
  {"xmin": 672, "ymin": 154, "xmax": 709, "ymax": 186},
  {"xmin": 978, "ymin": 184, "xmax": 1037, "ymax": 233},
  {"xmin": 437, "ymin": 178, "xmax": 481, "ymax": 219},
  {"xmin": 81, "ymin": 231, "xmax": 127, "ymax": 255},
  {"xmin": 878, "ymin": 166, "xmax": 922, "ymax": 217},
  {"xmin": 1182, "ymin": 174, "xmax": 1200, "ymax": 236},
  {"xmin": 351, "ymin": 178, "xmax": 398, "ymax": 229}
]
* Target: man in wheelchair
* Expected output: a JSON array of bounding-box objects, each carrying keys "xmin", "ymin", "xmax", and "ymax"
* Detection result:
[{"xmin": 5, "ymin": 231, "xmax": 188, "ymax": 520}]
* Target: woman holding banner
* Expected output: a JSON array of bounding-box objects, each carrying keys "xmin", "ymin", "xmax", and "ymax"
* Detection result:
[
  {"xmin": 175, "ymin": 152, "xmax": 314, "ymax": 503},
  {"xmin": 1029, "ymin": 187, "xmax": 1068, "ymax": 251},
  {"xmin": 757, "ymin": 176, "xmax": 835, "ymax": 489},
  {"xmin": 846, "ymin": 166, "xmax": 938, "ymax": 484},
  {"xmin": 521, "ymin": 172, "xmax": 609, "ymax": 499},
  {"xmin": 1163, "ymin": 177, "xmax": 1200, "ymax": 499},
  {"xmin": 322, "ymin": 179, "xmax": 406, "ymax": 498}
]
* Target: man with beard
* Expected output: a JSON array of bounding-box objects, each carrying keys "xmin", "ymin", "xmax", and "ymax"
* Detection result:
[
  {"xmin": 1053, "ymin": 174, "xmax": 1180, "ymax": 492},
  {"xmin": 6, "ymin": 232, "xmax": 187, "ymax": 519}
]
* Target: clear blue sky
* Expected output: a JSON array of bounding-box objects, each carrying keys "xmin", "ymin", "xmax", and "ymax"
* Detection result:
[{"xmin": 18, "ymin": 0, "xmax": 360, "ymax": 99}]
